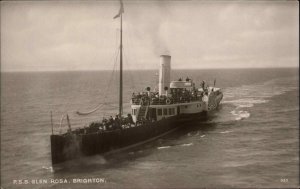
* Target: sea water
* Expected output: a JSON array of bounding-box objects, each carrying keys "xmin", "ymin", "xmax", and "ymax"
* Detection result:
[{"xmin": 1, "ymin": 68, "xmax": 298, "ymax": 188}]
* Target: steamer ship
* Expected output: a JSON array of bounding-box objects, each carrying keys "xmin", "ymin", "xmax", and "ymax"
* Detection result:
[{"xmin": 50, "ymin": 1, "xmax": 223, "ymax": 164}]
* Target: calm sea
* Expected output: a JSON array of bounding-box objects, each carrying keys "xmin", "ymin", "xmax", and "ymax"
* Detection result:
[{"xmin": 1, "ymin": 68, "xmax": 299, "ymax": 188}]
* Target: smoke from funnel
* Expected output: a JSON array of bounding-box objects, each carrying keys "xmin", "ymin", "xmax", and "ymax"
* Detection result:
[{"xmin": 126, "ymin": 1, "xmax": 171, "ymax": 56}]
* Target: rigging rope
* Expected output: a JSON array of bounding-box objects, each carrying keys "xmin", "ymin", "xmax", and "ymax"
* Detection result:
[
  {"xmin": 54, "ymin": 25, "xmax": 121, "ymax": 133},
  {"xmin": 75, "ymin": 104, "xmax": 105, "ymax": 115},
  {"xmin": 75, "ymin": 47, "xmax": 120, "ymax": 116},
  {"xmin": 59, "ymin": 114, "xmax": 66, "ymax": 134}
]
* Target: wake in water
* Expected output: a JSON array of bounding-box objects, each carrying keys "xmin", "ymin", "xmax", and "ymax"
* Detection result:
[
  {"xmin": 230, "ymin": 110, "xmax": 250, "ymax": 121},
  {"xmin": 221, "ymin": 77, "xmax": 298, "ymax": 121}
]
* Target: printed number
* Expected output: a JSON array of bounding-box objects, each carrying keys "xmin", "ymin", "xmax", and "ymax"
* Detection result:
[{"xmin": 280, "ymin": 178, "xmax": 288, "ymax": 183}]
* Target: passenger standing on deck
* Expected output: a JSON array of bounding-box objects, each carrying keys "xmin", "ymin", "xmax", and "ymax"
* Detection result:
[
  {"xmin": 115, "ymin": 115, "xmax": 122, "ymax": 129},
  {"xmin": 201, "ymin": 81, "xmax": 205, "ymax": 89},
  {"xmin": 109, "ymin": 116, "xmax": 113, "ymax": 123},
  {"xmin": 108, "ymin": 116, "xmax": 113, "ymax": 130},
  {"xmin": 127, "ymin": 114, "xmax": 134, "ymax": 125}
]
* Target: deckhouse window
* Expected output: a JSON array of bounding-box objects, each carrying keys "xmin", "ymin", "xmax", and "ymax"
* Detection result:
[
  {"xmin": 163, "ymin": 108, "xmax": 168, "ymax": 115},
  {"xmin": 169, "ymin": 108, "xmax": 175, "ymax": 115},
  {"xmin": 132, "ymin": 109, "xmax": 137, "ymax": 115},
  {"xmin": 157, "ymin": 109, "xmax": 162, "ymax": 116}
]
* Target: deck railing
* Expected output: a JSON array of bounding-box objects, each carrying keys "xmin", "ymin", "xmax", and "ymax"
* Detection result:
[{"xmin": 131, "ymin": 95, "xmax": 203, "ymax": 105}]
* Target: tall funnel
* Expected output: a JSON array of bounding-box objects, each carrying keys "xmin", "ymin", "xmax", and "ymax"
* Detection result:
[{"xmin": 158, "ymin": 55, "xmax": 171, "ymax": 96}]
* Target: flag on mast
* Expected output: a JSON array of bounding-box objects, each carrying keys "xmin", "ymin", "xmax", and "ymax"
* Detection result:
[{"xmin": 113, "ymin": 0, "xmax": 124, "ymax": 19}]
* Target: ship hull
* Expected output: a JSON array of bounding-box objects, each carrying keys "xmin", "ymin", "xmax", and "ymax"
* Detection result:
[{"xmin": 50, "ymin": 111, "xmax": 209, "ymax": 164}]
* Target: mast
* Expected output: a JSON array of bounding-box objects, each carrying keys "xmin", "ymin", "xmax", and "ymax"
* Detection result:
[
  {"xmin": 119, "ymin": 13, "xmax": 123, "ymax": 116},
  {"xmin": 113, "ymin": 0, "xmax": 124, "ymax": 116}
]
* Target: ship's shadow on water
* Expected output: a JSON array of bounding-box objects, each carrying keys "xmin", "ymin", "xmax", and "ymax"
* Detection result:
[{"xmin": 52, "ymin": 117, "xmax": 219, "ymax": 175}]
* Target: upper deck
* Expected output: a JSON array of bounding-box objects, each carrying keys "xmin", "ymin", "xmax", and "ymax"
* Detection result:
[
  {"xmin": 131, "ymin": 79, "xmax": 221, "ymax": 106},
  {"xmin": 131, "ymin": 90, "xmax": 203, "ymax": 106}
]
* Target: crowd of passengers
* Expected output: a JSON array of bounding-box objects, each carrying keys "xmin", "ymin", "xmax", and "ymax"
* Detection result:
[
  {"xmin": 81, "ymin": 113, "xmax": 155, "ymax": 134},
  {"xmin": 89, "ymin": 114, "xmax": 134, "ymax": 132},
  {"xmin": 70, "ymin": 113, "xmax": 154, "ymax": 134},
  {"xmin": 132, "ymin": 77, "xmax": 210, "ymax": 105}
]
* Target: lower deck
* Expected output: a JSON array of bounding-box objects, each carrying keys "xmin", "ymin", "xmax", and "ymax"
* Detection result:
[{"xmin": 51, "ymin": 111, "xmax": 209, "ymax": 164}]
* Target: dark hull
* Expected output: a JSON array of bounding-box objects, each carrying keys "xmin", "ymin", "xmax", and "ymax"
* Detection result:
[{"xmin": 51, "ymin": 112, "xmax": 208, "ymax": 164}]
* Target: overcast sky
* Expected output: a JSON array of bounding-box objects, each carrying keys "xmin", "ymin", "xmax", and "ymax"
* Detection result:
[{"xmin": 1, "ymin": 0, "xmax": 299, "ymax": 71}]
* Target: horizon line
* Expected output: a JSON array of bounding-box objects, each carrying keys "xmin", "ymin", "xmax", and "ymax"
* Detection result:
[{"xmin": 1, "ymin": 66, "xmax": 299, "ymax": 73}]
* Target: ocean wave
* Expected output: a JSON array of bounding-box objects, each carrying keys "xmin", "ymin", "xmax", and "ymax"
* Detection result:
[
  {"xmin": 220, "ymin": 130, "xmax": 233, "ymax": 134},
  {"xmin": 180, "ymin": 143, "xmax": 193, "ymax": 147},
  {"xmin": 273, "ymin": 107, "xmax": 299, "ymax": 114},
  {"xmin": 157, "ymin": 146, "xmax": 171, "ymax": 150},
  {"xmin": 157, "ymin": 143, "xmax": 194, "ymax": 150},
  {"xmin": 187, "ymin": 131, "xmax": 200, "ymax": 137},
  {"xmin": 42, "ymin": 166, "xmax": 54, "ymax": 172},
  {"xmin": 222, "ymin": 161, "xmax": 255, "ymax": 168},
  {"xmin": 128, "ymin": 150, "xmax": 143, "ymax": 155}
]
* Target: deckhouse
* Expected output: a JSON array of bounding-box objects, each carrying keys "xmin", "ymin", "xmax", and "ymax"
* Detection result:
[{"xmin": 130, "ymin": 55, "xmax": 223, "ymax": 124}]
